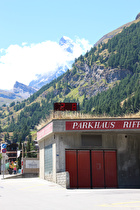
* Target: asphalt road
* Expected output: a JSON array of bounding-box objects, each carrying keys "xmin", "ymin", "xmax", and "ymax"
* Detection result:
[{"xmin": 0, "ymin": 176, "xmax": 140, "ymax": 210}]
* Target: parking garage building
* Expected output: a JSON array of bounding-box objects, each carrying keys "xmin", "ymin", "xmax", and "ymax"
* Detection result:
[{"xmin": 37, "ymin": 118, "xmax": 140, "ymax": 188}]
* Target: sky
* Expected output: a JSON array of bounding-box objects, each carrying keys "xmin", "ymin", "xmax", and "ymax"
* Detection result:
[{"xmin": 0, "ymin": 0, "xmax": 140, "ymax": 90}]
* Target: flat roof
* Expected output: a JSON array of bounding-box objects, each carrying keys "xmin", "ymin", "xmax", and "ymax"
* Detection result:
[{"xmin": 37, "ymin": 118, "xmax": 140, "ymax": 141}]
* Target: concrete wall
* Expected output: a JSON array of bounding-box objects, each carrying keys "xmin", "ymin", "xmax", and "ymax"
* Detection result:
[
  {"xmin": 39, "ymin": 140, "xmax": 45, "ymax": 179},
  {"xmin": 56, "ymin": 133, "xmax": 81, "ymax": 172},
  {"xmin": 101, "ymin": 133, "xmax": 140, "ymax": 187},
  {"xmin": 38, "ymin": 132, "xmax": 78, "ymax": 186},
  {"xmin": 116, "ymin": 134, "xmax": 140, "ymax": 188},
  {"xmin": 23, "ymin": 157, "xmax": 39, "ymax": 174}
]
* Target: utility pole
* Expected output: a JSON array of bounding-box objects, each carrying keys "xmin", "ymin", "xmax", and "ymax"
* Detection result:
[
  {"xmin": 21, "ymin": 143, "xmax": 24, "ymax": 174},
  {"xmin": 1, "ymin": 143, "xmax": 7, "ymax": 179}
]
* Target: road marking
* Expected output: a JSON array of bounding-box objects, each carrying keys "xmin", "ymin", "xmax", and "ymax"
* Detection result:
[
  {"xmin": 99, "ymin": 201, "xmax": 140, "ymax": 207},
  {"xmin": 19, "ymin": 184, "xmax": 64, "ymax": 191}
]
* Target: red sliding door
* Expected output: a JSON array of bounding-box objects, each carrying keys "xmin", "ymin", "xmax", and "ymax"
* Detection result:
[
  {"xmin": 91, "ymin": 150, "xmax": 105, "ymax": 188},
  {"xmin": 65, "ymin": 150, "xmax": 77, "ymax": 188},
  {"xmin": 104, "ymin": 151, "xmax": 118, "ymax": 188},
  {"xmin": 78, "ymin": 150, "xmax": 91, "ymax": 188}
]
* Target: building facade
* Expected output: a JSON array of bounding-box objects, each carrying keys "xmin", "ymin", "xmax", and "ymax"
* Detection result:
[
  {"xmin": 6, "ymin": 143, "xmax": 18, "ymax": 162},
  {"xmin": 37, "ymin": 118, "xmax": 140, "ymax": 188}
]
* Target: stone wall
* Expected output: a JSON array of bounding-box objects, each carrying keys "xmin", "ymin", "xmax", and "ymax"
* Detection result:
[
  {"xmin": 45, "ymin": 173, "xmax": 53, "ymax": 182},
  {"xmin": 56, "ymin": 172, "xmax": 70, "ymax": 188}
]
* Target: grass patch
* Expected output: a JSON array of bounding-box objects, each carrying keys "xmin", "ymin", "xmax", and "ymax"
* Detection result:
[{"xmin": 66, "ymin": 87, "xmax": 79, "ymax": 98}]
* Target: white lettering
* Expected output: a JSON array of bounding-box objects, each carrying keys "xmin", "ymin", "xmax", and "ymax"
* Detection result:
[
  {"xmin": 94, "ymin": 122, "xmax": 101, "ymax": 128},
  {"xmin": 88, "ymin": 122, "xmax": 93, "ymax": 129},
  {"xmin": 73, "ymin": 122, "xmax": 78, "ymax": 129},
  {"xmin": 100, "ymin": 122, "xmax": 105, "ymax": 128},
  {"xmin": 72, "ymin": 120, "xmax": 140, "ymax": 130},
  {"xmin": 123, "ymin": 122, "xmax": 129, "ymax": 128},
  {"xmin": 129, "ymin": 121, "xmax": 132, "ymax": 128},
  {"xmin": 79, "ymin": 122, "xmax": 82, "ymax": 129},
  {"xmin": 137, "ymin": 121, "xmax": 140, "ymax": 128},
  {"xmin": 110, "ymin": 122, "xmax": 115, "ymax": 128},
  {"xmin": 132, "ymin": 121, "xmax": 137, "ymax": 128},
  {"xmin": 105, "ymin": 122, "xmax": 110, "ymax": 128},
  {"xmin": 83, "ymin": 122, "xmax": 88, "ymax": 129},
  {"xmin": 97, "ymin": 122, "xmax": 101, "ymax": 128},
  {"xmin": 94, "ymin": 122, "xmax": 98, "ymax": 128}
]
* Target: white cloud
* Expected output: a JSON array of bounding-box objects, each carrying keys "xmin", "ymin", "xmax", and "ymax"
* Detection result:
[
  {"xmin": 76, "ymin": 37, "xmax": 92, "ymax": 53},
  {"xmin": 22, "ymin": 42, "xmax": 28, "ymax": 46},
  {"xmin": 0, "ymin": 48, "xmax": 4, "ymax": 53},
  {"xmin": 0, "ymin": 37, "xmax": 92, "ymax": 90}
]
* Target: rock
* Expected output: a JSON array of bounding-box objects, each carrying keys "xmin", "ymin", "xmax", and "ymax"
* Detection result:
[{"xmin": 136, "ymin": 13, "xmax": 140, "ymax": 20}]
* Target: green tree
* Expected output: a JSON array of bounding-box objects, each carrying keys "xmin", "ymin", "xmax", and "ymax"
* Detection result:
[
  {"xmin": 26, "ymin": 140, "xmax": 31, "ymax": 157},
  {"xmin": 4, "ymin": 132, "xmax": 9, "ymax": 143}
]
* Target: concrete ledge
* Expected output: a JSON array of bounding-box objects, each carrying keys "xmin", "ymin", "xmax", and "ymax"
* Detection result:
[{"xmin": 2, "ymin": 173, "xmax": 39, "ymax": 179}]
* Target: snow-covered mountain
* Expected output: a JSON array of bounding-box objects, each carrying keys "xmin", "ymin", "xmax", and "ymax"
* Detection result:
[
  {"xmin": 59, "ymin": 36, "xmax": 74, "ymax": 53},
  {"xmin": 28, "ymin": 36, "xmax": 76, "ymax": 89}
]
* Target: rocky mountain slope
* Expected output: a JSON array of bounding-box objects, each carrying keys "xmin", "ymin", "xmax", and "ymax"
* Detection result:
[
  {"xmin": 0, "ymin": 81, "xmax": 36, "ymax": 107},
  {"xmin": 13, "ymin": 81, "xmax": 36, "ymax": 98},
  {"xmin": 65, "ymin": 63, "xmax": 131, "ymax": 99}
]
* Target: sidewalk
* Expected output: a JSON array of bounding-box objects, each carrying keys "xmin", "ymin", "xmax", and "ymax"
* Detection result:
[
  {"xmin": 0, "ymin": 173, "xmax": 22, "ymax": 179},
  {"xmin": 0, "ymin": 172, "xmax": 39, "ymax": 180}
]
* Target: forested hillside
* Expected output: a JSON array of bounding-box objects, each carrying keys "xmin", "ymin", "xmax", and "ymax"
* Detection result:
[
  {"xmin": 82, "ymin": 74, "xmax": 140, "ymax": 116},
  {"xmin": 0, "ymin": 19, "xmax": 140, "ymax": 143}
]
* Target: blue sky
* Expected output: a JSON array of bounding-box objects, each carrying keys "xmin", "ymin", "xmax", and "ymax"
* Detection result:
[{"xmin": 0, "ymin": 0, "xmax": 140, "ymax": 90}]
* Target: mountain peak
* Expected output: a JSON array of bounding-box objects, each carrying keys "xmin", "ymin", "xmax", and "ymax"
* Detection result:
[
  {"xmin": 13, "ymin": 81, "xmax": 36, "ymax": 98},
  {"xmin": 14, "ymin": 81, "xmax": 22, "ymax": 88},
  {"xmin": 14, "ymin": 81, "xmax": 28, "ymax": 90},
  {"xmin": 59, "ymin": 36, "xmax": 73, "ymax": 45},
  {"xmin": 136, "ymin": 13, "xmax": 140, "ymax": 20},
  {"xmin": 59, "ymin": 36, "xmax": 74, "ymax": 53}
]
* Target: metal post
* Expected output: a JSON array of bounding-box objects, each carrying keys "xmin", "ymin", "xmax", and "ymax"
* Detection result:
[
  {"xmin": 2, "ymin": 156, "xmax": 5, "ymax": 179},
  {"xmin": 22, "ymin": 143, "xmax": 23, "ymax": 159}
]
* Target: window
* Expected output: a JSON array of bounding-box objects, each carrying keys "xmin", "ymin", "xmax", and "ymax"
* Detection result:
[{"xmin": 44, "ymin": 144, "xmax": 53, "ymax": 175}]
